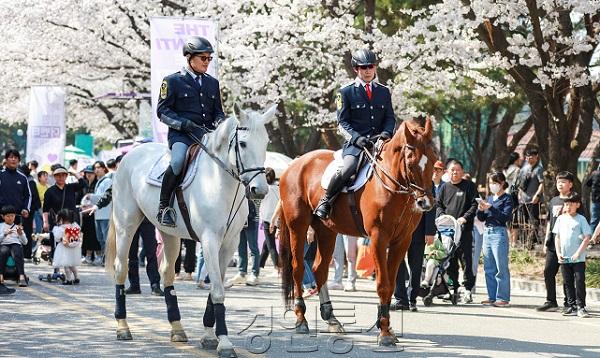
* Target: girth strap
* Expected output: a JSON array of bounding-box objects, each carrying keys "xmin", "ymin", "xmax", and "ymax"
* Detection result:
[
  {"xmin": 348, "ymin": 192, "xmax": 369, "ymax": 238},
  {"xmin": 175, "ymin": 187, "xmax": 201, "ymax": 242}
]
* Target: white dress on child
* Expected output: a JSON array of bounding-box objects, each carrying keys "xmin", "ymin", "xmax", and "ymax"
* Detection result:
[{"xmin": 52, "ymin": 224, "xmax": 82, "ymax": 268}]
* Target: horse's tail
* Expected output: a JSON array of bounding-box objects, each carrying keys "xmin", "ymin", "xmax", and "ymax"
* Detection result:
[
  {"xmin": 104, "ymin": 211, "xmax": 117, "ymax": 279},
  {"xmin": 279, "ymin": 207, "xmax": 294, "ymax": 309}
]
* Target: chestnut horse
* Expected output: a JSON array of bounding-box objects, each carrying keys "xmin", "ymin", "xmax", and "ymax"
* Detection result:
[{"xmin": 278, "ymin": 117, "xmax": 436, "ymax": 346}]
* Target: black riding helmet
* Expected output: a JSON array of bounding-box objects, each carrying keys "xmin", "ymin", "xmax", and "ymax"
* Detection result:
[
  {"xmin": 351, "ymin": 49, "xmax": 377, "ymax": 67},
  {"xmin": 182, "ymin": 36, "xmax": 214, "ymax": 56}
]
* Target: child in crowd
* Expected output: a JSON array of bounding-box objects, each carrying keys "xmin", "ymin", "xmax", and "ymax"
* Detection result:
[
  {"xmin": 537, "ymin": 171, "xmax": 582, "ymax": 312},
  {"xmin": 552, "ymin": 193, "xmax": 591, "ymax": 318},
  {"xmin": 420, "ymin": 235, "xmax": 448, "ymax": 288},
  {"xmin": 0, "ymin": 205, "xmax": 28, "ymax": 287},
  {"xmin": 52, "ymin": 209, "xmax": 82, "ymax": 285}
]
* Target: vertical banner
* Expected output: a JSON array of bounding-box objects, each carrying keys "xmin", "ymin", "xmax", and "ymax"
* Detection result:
[
  {"xmin": 150, "ymin": 17, "xmax": 218, "ymax": 143},
  {"xmin": 26, "ymin": 85, "xmax": 66, "ymax": 166}
]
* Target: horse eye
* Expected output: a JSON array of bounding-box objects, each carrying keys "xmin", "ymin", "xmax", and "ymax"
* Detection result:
[{"xmin": 240, "ymin": 141, "xmax": 247, "ymax": 149}]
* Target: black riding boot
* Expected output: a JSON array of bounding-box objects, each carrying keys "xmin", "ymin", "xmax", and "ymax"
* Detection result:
[
  {"xmin": 314, "ymin": 171, "xmax": 346, "ymax": 220},
  {"xmin": 157, "ymin": 166, "xmax": 179, "ymax": 227}
]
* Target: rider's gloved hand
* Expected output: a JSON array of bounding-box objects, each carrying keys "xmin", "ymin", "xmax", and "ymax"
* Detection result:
[
  {"xmin": 355, "ymin": 136, "xmax": 373, "ymax": 149},
  {"xmin": 182, "ymin": 120, "xmax": 199, "ymax": 133},
  {"xmin": 380, "ymin": 131, "xmax": 392, "ymax": 141}
]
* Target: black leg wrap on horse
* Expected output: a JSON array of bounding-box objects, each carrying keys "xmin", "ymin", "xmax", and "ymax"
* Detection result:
[
  {"xmin": 376, "ymin": 304, "xmax": 390, "ymax": 329},
  {"xmin": 295, "ymin": 297, "xmax": 306, "ymax": 314},
  {"xmin": 164, "ymin": 286, "xmax": 181, "ymax": 323},
  {"xmin": 115, "ymin": 284, "xmax": 126, "ymax": 319},
  {"xmin": 214, "ymin": 303, "xmax": 228, "ymax": 336},
  {"xmin": 320, "ymin": 301, "xmax": 334, "ymax": 321},
  {"xmin": 203, "ymin": 294, "xmax": 215, "ymax": 327}
]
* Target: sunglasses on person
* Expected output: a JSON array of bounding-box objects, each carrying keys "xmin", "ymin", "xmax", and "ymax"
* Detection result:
[
  {"xmin": 195, "ymin": 55, "xmax": 213, "ymax": 62},
  {"xmin": 357, "ymin": 64, "xmax": 375, "ymax": 70}
]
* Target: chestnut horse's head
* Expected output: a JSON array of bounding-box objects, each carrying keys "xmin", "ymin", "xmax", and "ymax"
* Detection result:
[{"xmin": 389, "ymin": 116, "xmax": 437, "ymax": 211}]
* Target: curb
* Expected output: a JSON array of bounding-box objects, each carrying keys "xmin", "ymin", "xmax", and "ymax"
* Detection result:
[{"xmin": 511, "ymin": 277, "xmax": 600, "ymax": 303}]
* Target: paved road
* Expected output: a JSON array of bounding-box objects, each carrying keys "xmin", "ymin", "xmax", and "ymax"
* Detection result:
[{"xmin": 1, "ymin": 262, "xmax": 599, "ymax": 357}]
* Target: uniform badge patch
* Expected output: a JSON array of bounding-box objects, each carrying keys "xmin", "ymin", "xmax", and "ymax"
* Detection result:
[
  {"xmin": 160, "ymin": 80, "xmax": 168, "ymax": 99},
  {"xmin": 336, "ymin": 93, "xmax": 343, "ymax": 110}
]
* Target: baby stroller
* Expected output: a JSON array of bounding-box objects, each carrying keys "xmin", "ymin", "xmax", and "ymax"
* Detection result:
[
  {"xmin": 32, "ymin": 233, "xmax": 53, "ymax": 265},
  {"xmin": 417, "ymin": 215, "xmax": 462, "ymax": 306},
  {"xmin": 31, "ymin": 233, "xmax": 65, "ymax": 282}
]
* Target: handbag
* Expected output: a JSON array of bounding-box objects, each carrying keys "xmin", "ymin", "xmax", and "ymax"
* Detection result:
[{"xmin": 356, "ymin": 238, "xmax": 376, "ymax": 278}]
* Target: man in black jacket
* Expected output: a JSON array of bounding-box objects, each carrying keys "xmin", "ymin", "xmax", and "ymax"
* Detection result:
[
  {"xmin": 156, "ymin": 36, "xmax": 225, "ymax": 227},
  {"xmin": 391, "ymin": 185, "xmax": 436, "ymax": 312},
  {"xmin": 0, "ymin": 149, "xmax": 31, "ymax": 224},
  {"xmin": 585, "ymin": 164, "xmax": 600, "ymax": 232},
  {"xmin": 436, "ymin": 159, "xmax": 478, "ymax": 303}
]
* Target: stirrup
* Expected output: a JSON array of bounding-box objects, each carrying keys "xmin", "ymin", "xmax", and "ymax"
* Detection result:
[
  {"xmin": 157, "ymin": 207, "xmax": 177, "ymax": 227},
  {"xmin": 314, "ymin": 197, "xmax": 331, "ymax": 220}
]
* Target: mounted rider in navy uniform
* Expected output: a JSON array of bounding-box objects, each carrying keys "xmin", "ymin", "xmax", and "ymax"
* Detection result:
[
  {"xmin": 314, "ymin": 49, "xmax": 396, "ymax": 220},
  {"xmin": 156, "ymin": 36, "xmax": 225, "ymax": 227}
]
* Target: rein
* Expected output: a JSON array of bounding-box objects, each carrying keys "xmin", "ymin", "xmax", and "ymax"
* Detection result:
[
  {"xmin": 188, "ymin": 125, "xmax": 266, "ymax": 236},
  {"xmin": 363, "ymin": 141, "xmax": 427, "ymax": 198}
]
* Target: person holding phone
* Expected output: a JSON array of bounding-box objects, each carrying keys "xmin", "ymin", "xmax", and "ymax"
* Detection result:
[{"xmin": 476, "ymin": 172, "xmax": 513, "ymax": 307}]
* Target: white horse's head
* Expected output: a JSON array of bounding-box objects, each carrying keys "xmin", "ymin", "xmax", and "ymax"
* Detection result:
[{"xmin": 213, "ymin": 103, "xmax": 276, "ymax": 200}]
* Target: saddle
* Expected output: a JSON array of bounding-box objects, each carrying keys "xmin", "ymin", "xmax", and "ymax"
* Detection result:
[
  {"xmin": 146, "ymin": 143, "xmax": 203, "ymax": 189},
  {"xmin": 320, "ymin": 150, "xmax": 374, "ymax": 192},
  {"xmin": 320, "ymin": 150, "xmax": 375, "ymax": 238}
]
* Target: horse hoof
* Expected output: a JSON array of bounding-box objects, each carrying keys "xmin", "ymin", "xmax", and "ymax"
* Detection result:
[
  {"xmin": 295, "ymin": 320, "xmax": 309, "ymax": 334},
  {"xmin": 327, "ymin": 320, "xmax": 346, "ymax": 334},
  {"xmin": 378, "ymin": 335, "xmax": 397, "ymax": 347},
  {"xmin": 170, "ymin": 330, "xmax": 188, "ymax": 342},
  {"xmin": 217, "ymin": 347, "xmax": 238, "ymax": 358},
  {"xmin": 116, "ymin": 329, "xmax": 132, "ymax": 341},
  {"xmin": 201, "ymin": 337, "xmax": 219, "ymax": 350}
]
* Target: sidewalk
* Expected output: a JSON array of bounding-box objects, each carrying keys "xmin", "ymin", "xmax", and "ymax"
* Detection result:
[{"xmin": 511, "ymin": 276, "xmax": 600, "ymax": 303}]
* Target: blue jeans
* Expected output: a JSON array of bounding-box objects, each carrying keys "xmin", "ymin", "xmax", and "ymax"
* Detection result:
[
  {"xmin": 33, "ymin": 209, "xmax": 43, "ymax": 234},
  {"xmin": 483, "ymin": 226, "xmax": 511, "ymax": 302},
  {"xmin": 302, "ymin": 240, "xmax": 316, "ymax": 289},
  {"xmin": 238, "ymin": 220, "xmax": 260, "ymax": 276},
  {"xmin": 590, "ymin": 202, "xmax": 600, "ymax": 233},
  {"xmin": 472, "ymin": 227, "xmax": 484, "ymax": 277},
  {"xmin": 95, "ymin": 219, "xmax": 110, "ymax": 253}
]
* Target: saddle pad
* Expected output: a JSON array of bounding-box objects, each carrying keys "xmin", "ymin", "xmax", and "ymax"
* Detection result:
[
  {"xmin": 321, "ymin": 150, "xmax": 373, "ymax": 193},
  {"xmin": 146, "ymin": 150, "xmax": 201, "ymax": 190}
]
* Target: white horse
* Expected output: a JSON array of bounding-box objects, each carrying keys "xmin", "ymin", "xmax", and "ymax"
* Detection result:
[{"xmin": 105, "ymin": 104, "xmax": 276, "ymax": 358}]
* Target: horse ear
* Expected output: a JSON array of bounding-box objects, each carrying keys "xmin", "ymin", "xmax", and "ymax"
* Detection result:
[
  {"xmin": 403, "ymin": 119, "xmax": 414, "ymax": 142},
  {"xmin": 233, "ymin": 102, "xmax": 244, "ymax": 120},
  {"xmin": 260, "ymin": 104, "xmax": 278, "ymax": 125},
  {"xmin": 423, "ymin": 116, "xmax": 433, "ymax": 139}
]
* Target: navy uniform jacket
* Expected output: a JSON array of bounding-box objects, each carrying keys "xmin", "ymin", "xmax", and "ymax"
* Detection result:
[
  {"xmin": 336, "ymin": 79, "xmax": 396, "ymax": 157},
  {"xmin": 157, "ymin": 69, "xmax": 226, "ymax": 148},
  {"xmin": 0, "ymin": 168, "xmax": 32, "ymax": 213}
]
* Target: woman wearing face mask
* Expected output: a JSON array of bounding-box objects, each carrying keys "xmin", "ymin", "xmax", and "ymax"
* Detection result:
[{"xmin": 476, "ymin": 172, "xmax": 513, "ymax": 307}]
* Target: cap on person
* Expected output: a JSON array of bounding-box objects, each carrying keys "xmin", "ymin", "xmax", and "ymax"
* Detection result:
[
  {"xmin": 52, "ymin": 167, "xmax": 69, "ymax": 176},
  {"xmin": 434, "ymin": 160, "xmax": 444, "ymax": 170},
  {"xmin": 83, "ymin": 165, "xmax": 94, "ymax": 174},
  {"xmin": 564, "ymin": 192, "xmax": 581, "ymax": 203}
]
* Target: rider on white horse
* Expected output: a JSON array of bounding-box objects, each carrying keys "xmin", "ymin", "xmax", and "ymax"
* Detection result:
[{"xmin": 156, "ymin": 36, "xmax": 225, "ymax": 227}]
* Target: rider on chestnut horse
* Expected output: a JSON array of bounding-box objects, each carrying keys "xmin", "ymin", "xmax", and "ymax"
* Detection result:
[{"xmin": 314, "ymin": 48, "xmax": 396, "ymax": 220}]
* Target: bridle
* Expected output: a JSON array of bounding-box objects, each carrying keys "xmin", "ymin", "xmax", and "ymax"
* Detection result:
[
  {"xmin": 190, "ymin": 125, "xmax": 266, "ymax": 186},
  {"xmin": 363, "ymin": 140, "xmax": 428, "ymax": 199},
  {"xmin": 229, "ymin": 126, "xmax": 266, "ymax": 186},
  {"xmin": 189, "ymin": 123, "xmax": 267, "ymax": 236}
]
